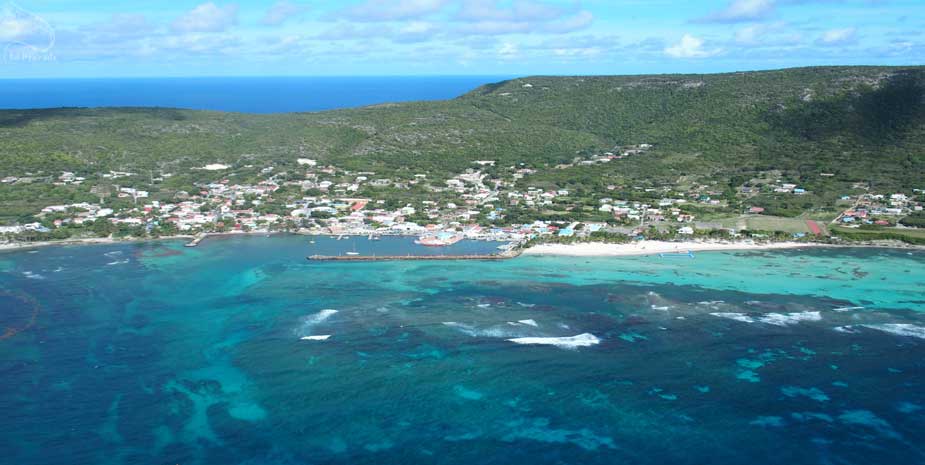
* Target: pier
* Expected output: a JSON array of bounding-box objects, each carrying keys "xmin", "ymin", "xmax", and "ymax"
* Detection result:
[
  {"xmin": 185, "ymin": 233, "xmax": 207, "ymax": 247},
  {"xmin": 308, "ymin": 250, "xmax": 521, "ymax": 262}
]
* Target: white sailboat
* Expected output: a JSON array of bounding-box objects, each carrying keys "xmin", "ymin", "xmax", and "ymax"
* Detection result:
[{"xmin": 346, "ymin": 240, "xmax": 360, "ymax": 256}]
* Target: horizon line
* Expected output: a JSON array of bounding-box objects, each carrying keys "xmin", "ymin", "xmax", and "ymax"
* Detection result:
[{"xmin": 3, "ymin": 64, "xmax": 924, "ymax": 80}]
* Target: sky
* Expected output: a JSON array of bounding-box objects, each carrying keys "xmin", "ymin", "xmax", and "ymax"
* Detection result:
[{"xmin": 0, "ymin": 0, "xmax": 922, "ymax": 77}]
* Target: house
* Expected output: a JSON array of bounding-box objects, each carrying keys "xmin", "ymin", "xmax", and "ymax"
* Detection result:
[{"xmin": 749, "ymin": 207, "xmax": 765, "ymax": 214}]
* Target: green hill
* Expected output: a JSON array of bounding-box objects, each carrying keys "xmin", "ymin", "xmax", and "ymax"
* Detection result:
[{"xmin": 1, "ymin": 66, "xmax": 923, "ymax": 220}]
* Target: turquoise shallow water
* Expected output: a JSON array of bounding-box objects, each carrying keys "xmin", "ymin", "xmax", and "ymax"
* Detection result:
[{"xmin": 1, "ymin": 235, "xmax": 923, "ymax": 464}]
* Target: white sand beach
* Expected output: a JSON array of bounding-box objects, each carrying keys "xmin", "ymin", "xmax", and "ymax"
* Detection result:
[{"xmin": 521, "ymin": 240, "xmax": 823, "ymax": 257}]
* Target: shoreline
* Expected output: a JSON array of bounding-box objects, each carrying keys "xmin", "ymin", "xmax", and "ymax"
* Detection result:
[
  {"xmin": 2, "ymin": 234, "xmax": 922, "ymax": 257},
  {"xmin": 0, "ymin": 235, "xmax": 195, "ymax": 253},
  {"xmin": 519, "ymin": 240, "xmax": 922, "ymax": 257},
  {"xmin": 0, "ymin": 230, "xmax": 301, "ymax": 253}
]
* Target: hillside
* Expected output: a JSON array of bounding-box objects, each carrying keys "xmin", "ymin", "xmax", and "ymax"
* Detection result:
[{"xmin": 1, "ymin": 66, "xmax": 924, "ymax": 222}]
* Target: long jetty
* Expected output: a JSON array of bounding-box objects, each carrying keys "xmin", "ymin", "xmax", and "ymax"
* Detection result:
[{"xmin": 307, "ymin": 250, "xmax": 521, "ymax": 262}]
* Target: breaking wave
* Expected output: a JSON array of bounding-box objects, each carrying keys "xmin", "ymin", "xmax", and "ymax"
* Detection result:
[
  {"xmin": 862, "ymin": 324, "xmax": 925, "ymax": 340},
  {"xmin": 507, "ymin": 333, "xmax": 601, "ymax": 349},
  {"xmin": 833, "ymin": 306, "xmax": 865, "ymax": 312},
  {"xmin": 442, "ymin": 321, "xmax": 524, "ymax": 338},
  {"xmin": 295, "ymin": 309, "xmax": 338, "ymax": 338},
  {"xmin": 759, "ymin": 311, "xmax": 821, "ymax": 326},
  {"xmin": 710, "ymin": 311, "xmax": 821, "ymax": 326},
  {"xmin": 710, "ymin": 312, "xmax": 755, "ymax": 323}
]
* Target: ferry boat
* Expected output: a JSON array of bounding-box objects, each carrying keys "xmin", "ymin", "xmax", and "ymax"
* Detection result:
[{"xmin": 415, "ymin": 232, "xmax": 464, "ymax": 247}]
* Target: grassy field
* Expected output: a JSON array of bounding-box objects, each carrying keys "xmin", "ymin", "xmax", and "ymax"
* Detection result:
[
  {"xmin": 718, "ymin": 215, "xmax": 825, "ymax": 234},
  {"xmin": 832, "ymin": 226, "xmax": 925, "ymax": 239}
]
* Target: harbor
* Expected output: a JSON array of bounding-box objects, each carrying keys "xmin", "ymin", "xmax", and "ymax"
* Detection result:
[
  {"xmin": 175, "ymin": 231, "xmax": 520, "ymax": 260},
  {"xmin": 299, "ymin": 233, "xmax": 515, "ymax": 260}
]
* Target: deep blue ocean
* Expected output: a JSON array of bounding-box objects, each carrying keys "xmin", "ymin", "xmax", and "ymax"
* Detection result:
[
  {"xmin": 0, "ymin": 76, "xmax": 507, "ymax": 113},
  {"xmin": 1, "ymin": 236, "xmax": 923, "ymax": 464}
]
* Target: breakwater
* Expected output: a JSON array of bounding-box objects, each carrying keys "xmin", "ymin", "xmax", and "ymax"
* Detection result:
[{"xmin": 307, "ymin": 250, "xmax": 521, "ymax": 262}]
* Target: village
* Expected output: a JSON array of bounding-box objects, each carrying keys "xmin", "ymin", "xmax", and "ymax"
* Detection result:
[{"xmin": 1, "ymin": 154, "xmax": 924, "ymax": 248}]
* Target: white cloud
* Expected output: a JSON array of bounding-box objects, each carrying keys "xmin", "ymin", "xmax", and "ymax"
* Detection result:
[
  {"xmin": 735, "ymin": 24, "xmax": 767, "ymax": 45},
  {"xmin": 160, "ymin": 33, "xmax": 241, "ymax": 55},
  {"xmin": 312, "ymin": 20, "xmax": 438, "ymax": 44},
  {"xmin": 457, "ymin": 0, "xmax": 570, "ymax": 22},
  {"xmin": 171, "ymin": 3, "xmax": 239, "ymax": 33},
  {"xmin": 697, "ymin": 0, "xmax": 776, "ymax": 23},
  {"xmin": 0, "ymin": 16, "xmax": 39, "ymax": 42},
  {"xmin": 665, "ymin": 34, "xmax": 721, "ymax": 58},
  {"xmin": 339, "ymin": 0, "xmax": 449, "ymax": 22},
  {"xmin": 81, "ymin": 14, "xmax": 156, "ymax": 44},
  {"xmin": 817, "ymin": 27, "xmax": 857, "ymax": 46},
  {"xmin": 400, "ymin": 21, "xmax": 437, "ymax": 35},
  {"xmin": 734, "ymin": 22, "xmax": 800, "ymax": 46},
  {"xmin": 453, "ymin": 0, "xmax": 593, "ymax": 36},
  {"xmin": 258, "ymin": 34, "xmax": 305, "ymax": 53},
  {"xmin": 262, "ymin": 1, "xmax": 305, "ymax": 26},
  {"xmin": 0, "ymin": 2, "xmax": 54, "ymax": 48},
  {"xmin": 457, "ymin": 20, "xmax": 530, "ymax": 35},
  {"xmin": 498, "ymin": 41, "xmax": 519, "ymax": 59},
  {"xmin": 314, "ymin": 23, "xmax": 385, "ymax": 41},
  {"xmin": 395, "ymin": 21, "xmax": 439, "ymax": 42},
  {"xmin": 542, "ymin": 10, "xmax": 594, "ymax": 34},
  {"xmin": 551, "ymin": 46, "xmax": 601, "ymax": 58},
  {"xmin": 533, "ymin": 34, "xmax": 618, "ymax": 51}
]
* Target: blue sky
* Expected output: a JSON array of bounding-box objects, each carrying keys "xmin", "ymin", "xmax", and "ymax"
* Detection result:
[{"xmin": 1, "ymin": 0, "xmax": 923, "ymax": 77}]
